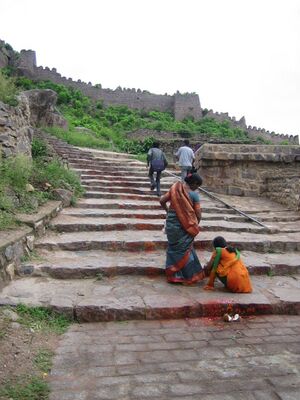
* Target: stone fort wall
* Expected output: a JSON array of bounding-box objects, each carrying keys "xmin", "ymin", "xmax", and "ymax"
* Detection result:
[{"xmin": 0, "ymin": 40, "xmax": 298, "ymax": 144}]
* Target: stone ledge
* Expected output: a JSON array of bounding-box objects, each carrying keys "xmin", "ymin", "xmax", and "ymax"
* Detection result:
[{"xmin": 0, "ymin": 200, "xmax": 63, "ymax": 286}]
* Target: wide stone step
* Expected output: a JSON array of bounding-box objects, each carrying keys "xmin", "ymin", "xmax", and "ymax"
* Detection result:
[
  {"xmin": 69, "ymin": 163, "xmax": 149, "ymax": 172},
  {"xmin": 17, "ymin": 249, "xmax": 300, "ymax": 279},
  {"xmin": 73, "ymin": 198, "xmax": 253, "ymax": 214},
  {"xmin": 81, "ymin": 181, "xmax": 175, "ymax": 189},
  {"xmin": 1, "ymin": 275, "xmax": 299, "ymax": 321},
  {"xmin": 84, "ymin": 191, "xmax": 163, "ymax": 200},
  {"xmin": 35, "ymin": 230, "xmax": 300, "ymax": 252},
  {"xmin": 68, "ymin": 159, "xmax": 143, "ymax": 167},
  {"xmin": 81, "ymin": 185, "xmax": 170, "ymax": 194},
  {"xmin": 74, "ymin": 147, "xmax": 138, "ymax": 159},
  {"xmin": 60, "ymin": 208, "xmax": 248, "ymax": 222},
  {"xmin": 49, "ymin": 216, "xmax": 269, "ymax": 234},
  {"xmin": 74, "ymin": 168, "xmax": 153, "ymax": 177},
  {"xmin": 80, "ymin": 174, "xmax": 177, "ymax": 182}
]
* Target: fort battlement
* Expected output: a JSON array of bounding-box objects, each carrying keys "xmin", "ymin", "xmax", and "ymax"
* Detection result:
[
  {"xmin": 0, "ymin": 40, "xmax": 298, "ymax": 144},
  {"xmin": 205, "ymin": 109, "xmax": 298, "ymax": 145}
]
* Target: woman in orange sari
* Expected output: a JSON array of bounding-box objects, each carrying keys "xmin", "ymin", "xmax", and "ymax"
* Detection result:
[
  {"xmin": 204, "ymin": 236, "xmax": 252, "ymax": 293},
  {"xmin": 159, "ymin": 173, "xmax": 205, "ymax": 284}
]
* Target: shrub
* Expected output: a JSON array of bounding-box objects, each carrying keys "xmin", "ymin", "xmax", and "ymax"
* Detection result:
[
  {"xmin": 0, "ymin": 69, "xmax": 18, "ymax": 106},
  {"xmin": 31, "ymin": 138, "xmax": 49, "ymax": 158}
]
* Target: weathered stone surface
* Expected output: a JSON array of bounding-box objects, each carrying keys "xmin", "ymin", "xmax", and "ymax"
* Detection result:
[
  {"xmin": 51, "ymin": 189, "xmax": 73, "ymax": 207},
  {"xmin": 21, "ymin": 89, "xmax": 67, "ymax": 129},
  {"xmin": 48, "ymin": 316, "xmax": 300, "ymax": 399}
]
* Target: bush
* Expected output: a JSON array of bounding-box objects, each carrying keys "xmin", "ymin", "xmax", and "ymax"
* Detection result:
[
  {"xmin": 0, "ymin": 69, "xmax": 18, "ymax": 106},
  {"xmin": 31, "ymin": 138, "xmax": 49, "ymax": 158}
]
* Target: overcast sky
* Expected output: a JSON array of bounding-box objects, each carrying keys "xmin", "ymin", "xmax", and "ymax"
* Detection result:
[{"xmin": 1, "ymin": 0, "xmax": 299, "ymax": 137}]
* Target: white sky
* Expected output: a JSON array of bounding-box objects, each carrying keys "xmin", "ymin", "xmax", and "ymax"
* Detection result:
[{"xmin": 1, "ymin": 0, "xmax": 300, "ymax": 137}]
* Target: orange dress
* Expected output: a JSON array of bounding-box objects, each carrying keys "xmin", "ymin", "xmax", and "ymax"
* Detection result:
[{"xmin": 207, "ymin": 247, "xmax": 252, "ymax": 293}]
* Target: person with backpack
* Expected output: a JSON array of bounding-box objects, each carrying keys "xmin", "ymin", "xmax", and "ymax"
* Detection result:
[{"xmin": 147, "ymin": 141, "xmax": 168, "ymax": 196}]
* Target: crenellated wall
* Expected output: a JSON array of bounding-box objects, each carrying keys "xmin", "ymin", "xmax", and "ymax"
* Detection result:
[
  {"xmin": 0, "ymin": 39, "xmax": 298, "ymax": 144},
  {"xmin": 204, "ymin": 109, "xmax": 298, "ymax": 145}
]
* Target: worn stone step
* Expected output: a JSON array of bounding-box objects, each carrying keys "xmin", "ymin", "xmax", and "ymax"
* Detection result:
[
  {"xmin": 35, "ymin": 230, "xmax": 300, "ymax": 253},
  {"xmin": 74, "ymin": 147, "xmax": 138, "ymax": 159},
  {"xmin": 60, "ymin": 208, "xmax": 248, "ymax": 222},
  {"xmin": 17, "ymin": 249, "xmax": 300, "ymax": 279},
  {"xmin": 81, "ymin": 180, "xmax": 175, "ymax": 189},
  {"xmin": 74, "ymin": 198, "xmax": 249, "ymax": 214},
  {"xmin": 81, "ymin": 185, "xmax": 169, "ymax": 195},
  {"xmin": 84, "ymin": 191, "xmax": 164, "ymax": 200},
  {"xmin": 1, "ymin": 275, "xmax": 300, "ymax": 321},
  {"xmin": 80, "ymin": 174, "xmax": 176, "ymax": 182},
  {"xmin": 49, "ymin": 216, "xmax": 269, "ymax": 234},
  {"xmin": 68, "ymin": 160, "xmax": 144, "ymax": 168},
  {"xmin": 74, "ymin": 169, "xmax": 154, "ymax": 177}
]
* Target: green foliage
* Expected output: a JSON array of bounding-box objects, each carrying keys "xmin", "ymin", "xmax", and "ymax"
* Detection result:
[
  {"xmin": 0, "ymin": 69, "xmax": 18, "ymax": 105},
  {"xmin": 34, "ymin": 349, "xmax": 54, "ymax": 373},
  {"xmin": 15, "ymin": 77, "xmax": 253, "ymax": 153},
  {"xmin": 32, "ymin": 159, "xmax": 84, "ymax": 197},
  {"xmin": 0, "ymin": 376, "xmax": 49, "ymax": 400},
  {"xmin": 31, "ymin": 138, "xmax": 49, "ymax": 158},
  {"xmin": 16, "ymin": 304, "xmax": 72, "ymax": 334},
  {"xmin": 280, "ymin": 140, "xmax": 289, "ymax": 145},
  {"xmin": 0, "ymin": 140, "xmax": 84, "ymax": 230}
]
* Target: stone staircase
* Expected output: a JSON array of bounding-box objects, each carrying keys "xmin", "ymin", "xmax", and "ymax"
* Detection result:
[{"xmin": 1, "ymin": 136, "xmax": 300, "ymax": 320}]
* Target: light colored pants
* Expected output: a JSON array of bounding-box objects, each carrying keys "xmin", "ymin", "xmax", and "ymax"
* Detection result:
[{"xmin": 180, "ymin": 166, "xmax": 192, "ymax": 181}]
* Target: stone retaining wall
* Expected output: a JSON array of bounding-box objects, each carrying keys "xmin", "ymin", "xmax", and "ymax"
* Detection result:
[
  {"xmin": 194, "ymin": 143, "xmax": 300, "ymax": 209},
  {"xmin": 265, "ymin": 176, "xmax": 300, "ymax": 211},
  {"xmin": 0, "ymin": 201, "xmax": 62, "ymax": 288}
]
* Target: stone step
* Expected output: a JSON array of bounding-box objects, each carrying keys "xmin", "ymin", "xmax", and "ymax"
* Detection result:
[
  {"xmin": 60, "ymin": 208, "xmax": 248, "ymax": 222},
  {"xmin": 35, "ymin": 230, "xmax": 300, "ymax": 253},
  {"xmin": 81, "ymin": 185, "xmax": 170, "ymax": 194},
  {"xmin": 1, "ymin": 275, "xmax": 299, "ymax": 321},
  {"xmin": 81, "ymin": 180, "xmax": 175, "ymax": 189},
  {"xmin": 73, "ymin": 198, "xmax": 249, "ymax": 214},
  {"xmin": 74, "ymin": 169, "xmax": 155, "ymax": 177},
  {"xmin": 69, "ymin": 163, "xmax": 149, "ymax": 172},
  {"xmin": 68, "ymin": 158, "xmax": 143, "ymax": 166},
  {"xmin": 49, "ymin": 216, "xmax": 270, "ymax": 234},
  {"xmin": 17, "ymin": 249, "xmax": 300, "ymax": 279},
  {"xmin": 74, "ymin": 147, "xmax": 138, "ymax": 159},
  {"xmin": 84, "ymin": 191, "xmax": 163, "ymax": 200},
  {"xmin": 80, "ymin": 174, "xmax": 176, "ymax": 183}
]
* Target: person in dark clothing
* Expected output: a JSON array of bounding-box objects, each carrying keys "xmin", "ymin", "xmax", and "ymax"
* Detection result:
[{"xmin": 147, "ymin": 141, "xmax": 168, "ymax": 196}]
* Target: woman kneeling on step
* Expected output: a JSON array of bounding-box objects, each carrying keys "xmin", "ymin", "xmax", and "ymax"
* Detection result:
[
  {"xmin": 159, "ymin": 173, "xmax": 205, "ymax": 284},
  {"xmin": 204, "ymin": 236, "xmax": 252, "ymax": 293}
]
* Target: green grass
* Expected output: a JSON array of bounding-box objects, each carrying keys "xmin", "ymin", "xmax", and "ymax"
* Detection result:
[
  {"xmin": 34, "ymin": 349, "xmax": 54, "ymax": 373},
  {"xmin": 0, "ymin": 138, "xmax": 84, "ymax": 230},
  {"xmin": 12, "ymin": 76, "xmax": 253, "ymax": 155},
  {"xmin": 0, "ymin": 376, "xmax": 49, "ymax": 400},
  {"xmin": 15, "ymin": 304, "xmax": 72, "ymax": 334}
]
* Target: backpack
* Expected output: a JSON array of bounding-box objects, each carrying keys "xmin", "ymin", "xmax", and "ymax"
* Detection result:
[{"xmin": 151, "ymin": 159, "xmax": 166, "ymax": 172}]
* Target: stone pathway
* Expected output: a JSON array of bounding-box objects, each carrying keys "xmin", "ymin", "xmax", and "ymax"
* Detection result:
[
  {"xmin": 49, "ymin": 315, "xmax": 300, "ymax": 400},
  {"xmin": 1, "ymin": 135, "xmax": 300, "ymax": 398},
  {"xmin": 0, "ymin": 135, "xmax": 300, "ymax": 319}
]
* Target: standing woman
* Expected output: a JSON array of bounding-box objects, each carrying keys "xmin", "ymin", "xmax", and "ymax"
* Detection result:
[{"xmin": 159, "ymin": 173, "xmax": 205, "ymax": 284}]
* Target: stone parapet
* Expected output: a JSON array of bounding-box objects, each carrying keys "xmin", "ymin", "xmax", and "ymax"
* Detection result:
[
  {"xmin": 194, "ymin": 143, "xmax": 300, "ymax": 209},
  {"xmin": 0, "ymin": 201, "xmax": 62, "ymax": 288}
]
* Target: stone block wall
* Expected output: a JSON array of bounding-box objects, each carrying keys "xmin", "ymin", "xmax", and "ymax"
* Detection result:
[
  {"xmin": 265, "ymin": 176, "xmax": 300, "ymax": 211},
  {"xmin": 194, "ymin": 143, "xmax": 300, "ymax": 209}
]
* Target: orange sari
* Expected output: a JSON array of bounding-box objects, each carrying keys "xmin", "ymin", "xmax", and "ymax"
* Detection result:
[{"xmin": 207, "ymin": 247, "xmax": 252, "ymax": 293}]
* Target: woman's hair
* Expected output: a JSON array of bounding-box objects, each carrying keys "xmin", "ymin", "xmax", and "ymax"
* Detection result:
[
  {"xmin": 213, "ymin": 236, "xmax": 236, "ymax": 253},
  {"xmin": 153, "ymin": 141, "xmax": 160, "ymax": 148},
  {"xmin": 184, "ymin": 173, "xmax": 202, "ymax": 186}
]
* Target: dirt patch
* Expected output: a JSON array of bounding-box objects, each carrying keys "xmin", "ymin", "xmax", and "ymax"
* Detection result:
[{"xmin": 0, "ymin": 307, "xmax": 61, "ymax": 395}]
